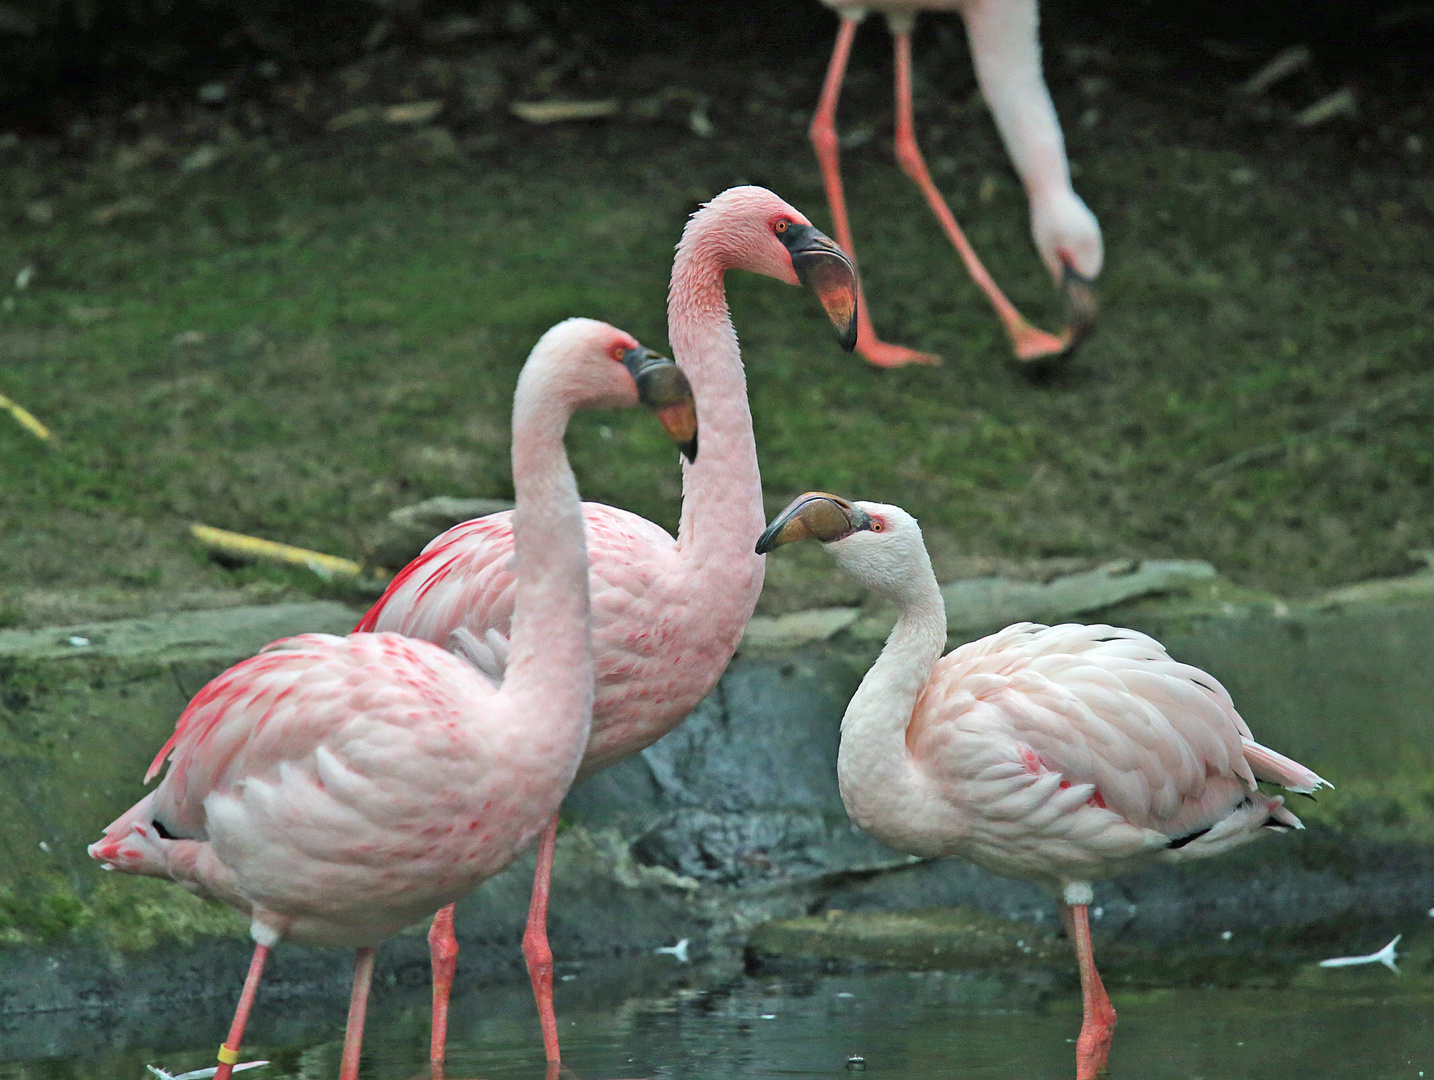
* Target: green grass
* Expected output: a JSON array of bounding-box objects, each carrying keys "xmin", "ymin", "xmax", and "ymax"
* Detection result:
[{"xmin": 1, "ymin": 62, "xmax": 1431, "ymax": 626}]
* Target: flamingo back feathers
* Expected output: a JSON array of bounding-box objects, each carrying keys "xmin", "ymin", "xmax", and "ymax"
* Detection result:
[
  {"xmin": 910, "ymin": 623, "xmax": 1323, "ymax": 876},
  {"xmin": 355, "ymin": 502, "xmax": 714, "ymax": 777}
]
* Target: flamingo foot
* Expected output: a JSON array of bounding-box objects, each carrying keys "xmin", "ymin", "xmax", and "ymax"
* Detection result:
[
  {"xmin": 856, "ymin": 325, "xmax": 940, "ymax": 368},
  {"xmin": 1007, "ymin": 318, "xmax": 1074, "ymax": 363},
  {"xmin": 1007, "ymin": 269, "xmax": 1099, "ymax": 364}
]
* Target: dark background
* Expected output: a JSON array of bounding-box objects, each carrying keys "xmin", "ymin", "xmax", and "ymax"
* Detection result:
[{"xmin": 2, "ymin": 0, "xmax": 1431, "ymax": 130}]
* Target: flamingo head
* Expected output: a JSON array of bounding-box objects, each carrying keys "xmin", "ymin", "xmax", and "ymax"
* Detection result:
[
  {"xmin": 1031, "ymin": 189, "xmax": 1103, "ymax": 347},
  {"xmin": 531, "ymin": 318, "xmax": 698, "ymax": 461},
  {"xmin": 756, "ymin": 491, "xmax": 928, "ymax": 601},
  {"xmin": 684, "ymin": 186, "xmax": 858, "ymax": 350}
]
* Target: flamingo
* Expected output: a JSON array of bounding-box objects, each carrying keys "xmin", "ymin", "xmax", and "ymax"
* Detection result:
[
  {"xmin": 87, "ymin": 319, "xmax": 698, "ymax": 1080},
  {"xmin": 756, "ymin": 492, "xmax": 1329, "ymax": 1079},
  {"xmin": 354, "ymin": 186, "xmax": 859, "ymax": 1069},
  {"xmin": 810, "ymin": 0, "xmax": 1101, "ymax": 366}
]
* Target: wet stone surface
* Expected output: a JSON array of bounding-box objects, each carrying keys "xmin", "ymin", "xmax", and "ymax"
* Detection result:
[{"xmin": 3, "ymin": 579, "xmax": 1434, "ymax": 1032}]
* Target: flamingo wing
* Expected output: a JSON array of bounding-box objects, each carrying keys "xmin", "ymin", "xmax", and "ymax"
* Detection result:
[
  {"xmin": 915, "ymin": 623, "xmax": 1283, "ymax": 844},
  {"xmin": 357, "ymin": 503, "xmax": 681, "ymax": 686},
  {"xmin": 146, "ymin": 633, "xmax": 502, "ymax": 840}
]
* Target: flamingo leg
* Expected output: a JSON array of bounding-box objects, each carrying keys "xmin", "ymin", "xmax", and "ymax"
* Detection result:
[
  {"xmin": 810, "ymin": 14, "xmax": 940, "ymax": 368},
  {"xmin": 214, "ymin": 943, "xmax": 269, "ymax": 1080},
  {"xmin": 523, "ymin": 814, "xmax": 563, "ymax": 1063},
  {"xmin": 890, "ymin": 26, "xmax": 1070, "ymax": 362},
  {"xmin": 1061, "ymin": 902, "xmax": 1117, "ymax": 1079},
  {"xmin": 428, "ymin": 903, "xmax": 458, "ymax": 1073},
  {"xmin": 339, "ymin": 947, "xmax": 377, "ymax": 1080}
]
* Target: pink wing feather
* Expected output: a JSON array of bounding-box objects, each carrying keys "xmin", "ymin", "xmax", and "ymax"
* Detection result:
[
  {"xmin": 145, "ymin": 633, "xmax": 501, "ymax": 837},
  {"xmin": 357, "ymin": 503, "xmax": 691, "ymax": 770},
  {"xmin": 916, "ymin": 624, "xmax": 1325, "ymax": 848}
]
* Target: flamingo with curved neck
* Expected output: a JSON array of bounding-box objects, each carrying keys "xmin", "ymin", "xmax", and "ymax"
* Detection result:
[
  {"xmin": 810, "ymin": 0, "xmax": 1102, "ymax": 366},
  {"xmin": 88, "ymin": 320, "xmax": 693, "ymax": 1080},
  {"xmin": 758, "ymin": 491, "xmax": 1329, "ymax": 1079},
  {"xmin": 355, "ymin": 186, "xmax": 858, "ymax": 1069}
]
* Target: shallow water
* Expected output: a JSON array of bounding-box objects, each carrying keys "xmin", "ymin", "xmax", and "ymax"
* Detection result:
[{"xmin": 2, "ymin": 959, "xmax": 1429, "ymax": 1080}]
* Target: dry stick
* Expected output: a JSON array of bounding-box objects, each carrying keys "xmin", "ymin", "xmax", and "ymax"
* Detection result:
[
  {"xmin": 190, "ymin": 524, "xmax": 392, "ymax": 586},
  {"xmin": 1203, "ymin": 378, "xmax": 1434, "ymax": 481},
  {"xmin": 0, "ymin": 393, "xmax": 51, "ymax": 441}
]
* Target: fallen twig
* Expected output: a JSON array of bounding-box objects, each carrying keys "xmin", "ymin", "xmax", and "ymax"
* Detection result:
[
  {"xmin": 190, "ymin": 524, "xmax": 391, "ymax": 587},
  {"xmin": 1203, "ymin": 378, "xmax": 1434, "ymax": 480},
  {"xmin": 1240, "ymin": 45, "xmax": 1311, "ymax": 95},
  {"xmin": 0, "ymin": 392, "xmax": 51, "ymax": 441}
]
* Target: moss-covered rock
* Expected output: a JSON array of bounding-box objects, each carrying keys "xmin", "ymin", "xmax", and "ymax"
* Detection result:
[{"xmin": 0, "ymin": 602, "xmax": 356, "ymax": 950}]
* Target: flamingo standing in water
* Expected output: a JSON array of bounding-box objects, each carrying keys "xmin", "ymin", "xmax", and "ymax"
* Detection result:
[
  {"xmin": 757, "ymin": 492, "xmax": 1329, "ymax": 1079},
  {"xmin": 355, "ymin": 186, "xmax": 858, "ymax": 1069},
  {"xmin": 810, "ymin": 0, "xmax": 1101, "ymax": 366},
  {"xmin": 88, "ymin": 319, "xmax": 698, "ymax": 1080}
]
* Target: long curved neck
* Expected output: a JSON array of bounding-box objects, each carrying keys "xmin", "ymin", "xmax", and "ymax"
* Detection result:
[
  {"xmin": 837, "ymin": 557, "xmax": 947, "ymax": 831},
  {"xmin": 963, "ymin": 0, "xmax": 1072, "ymax": 204},
  {"xmin": 666, "ymin": 234, "xmax": 766, "ymax": 628},
  {"xmin": 500, "ymin": 370, "xmax": 592, "ymax": 773}
]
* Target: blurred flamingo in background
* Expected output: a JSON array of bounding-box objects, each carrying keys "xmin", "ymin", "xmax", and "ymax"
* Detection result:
[
  {"xmin": 88, "ymin": 319, "xmax": 697, "ymax": 1080},
  {"xmin": 356, "ymin": 185, "xmax": 858, "ymax": 1070},
  {"xmin": 810, "ymin": 0, "xmax": 1101, "ymax": 366},
  {"xmin": 757, "ymin": 492, "xmax": 1329, "ymax": 1079}
]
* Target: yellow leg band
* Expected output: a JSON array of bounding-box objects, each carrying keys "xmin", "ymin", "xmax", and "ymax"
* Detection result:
[{"xmin": 217, "ymin": 1044, "xmax": 241, "ymax": 1065}]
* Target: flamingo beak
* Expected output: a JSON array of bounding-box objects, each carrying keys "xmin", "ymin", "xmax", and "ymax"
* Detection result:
[
  {"xmin": 779, "ymin": 223, "xmax": 859, "ymax": 352},
  {"xmin": 624, "ymin": 347, "xmax": 698, "ymax": 462},
  {"xmin": 1058, "ymin": 264, "xmax": 1098, "ymax": 355},
  {"xmin": 756, "ymin": 491, "xmax": 869, "ymax": 554}
]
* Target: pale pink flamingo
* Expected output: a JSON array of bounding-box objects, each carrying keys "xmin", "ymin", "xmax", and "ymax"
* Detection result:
[
  {"xmin": 355, "ymin": 186, "xmax": 858, "ymax": 1069},
  {"xmin": 811, "ymin": 0, "xmax": 1101, "ymax": 366},
  {"xmin": 88, "ymin": 319, "xmax": 697, "ymax": 1080},
  {"xmin": 757, "ymin": 492, "xmax": 1329, "ymax": 1079}
]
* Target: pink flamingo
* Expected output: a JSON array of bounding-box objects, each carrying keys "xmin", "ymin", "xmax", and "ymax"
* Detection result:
[
  {"xmin": 810, "ymin": 0, "xmax": 1101, "ymax": 366},
  {"xmin": 88, "ymin": 319, "xmax": 698, "ymax": 1080},
  {"xmin": 757, "ymin": 492, "xmax": 1329, "ymax": 1079},
  {"xmin": 355, "ymin": 186, "xmax": 858, "ymax": 1069}
]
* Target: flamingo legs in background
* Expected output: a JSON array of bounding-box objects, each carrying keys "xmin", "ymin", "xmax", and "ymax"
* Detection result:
[{"xmin": 811, "ymin": 3, "xmax": 1101, "ymax": 366}]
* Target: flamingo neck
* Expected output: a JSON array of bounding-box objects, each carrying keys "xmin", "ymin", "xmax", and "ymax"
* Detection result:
[
  {"xmin": 666, "ymin": 238, "xmax": 766, "ymax": 629},
  {"xmin": 500, "ymin": 368, "xmax": 593, "ymax": 778},
  {"xmin": 836, "ymin": 557, "xmax": 946, "ymax": 837},
  {"xmin": 963, "ymin": 0, "xmax": 1073, "ymax": 203}
]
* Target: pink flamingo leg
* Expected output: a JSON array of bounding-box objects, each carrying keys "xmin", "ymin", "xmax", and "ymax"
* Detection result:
[
  {"xmin": 1062, "ymin": 902, "xmax": 1117, "ymax": 1079},
  {"xmin": 339, "ymin": 947, "xmax": 377, "ymax": 1080},
  {"xmin": 427, "ymin": 903, "xmax": 458, "ymax": 1072},
  {"xmin": 810, "ymin": 16, "xmax": 940, "ymax": 368},
  {"xmin": 891, "ymin": 29, "xmax": 1070, "ymax": 363},
  {"xmin": 214, "ymin": 943, "xmax": 269, "ymax": 1080},
  {"xmin": 523, "ymin": 814, "xmax": 563, "ymax": 1063}
]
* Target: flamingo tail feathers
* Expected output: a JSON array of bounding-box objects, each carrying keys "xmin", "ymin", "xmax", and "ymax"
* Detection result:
[{"xmin": 1242, "ymin": 738, "xmax": 1330, "ymax": 794}]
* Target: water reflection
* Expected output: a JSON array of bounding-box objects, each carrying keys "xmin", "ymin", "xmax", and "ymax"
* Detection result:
[{"xmin": 1, "ymin": 959, "xmax": 1429, "ymax": 1079}]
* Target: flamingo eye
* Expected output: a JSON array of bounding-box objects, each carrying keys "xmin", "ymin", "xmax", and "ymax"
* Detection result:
[
  {"xmin": 774, "ymin": 219, "xmax": 790, "ymax": 234},
  {"xmin": 611, "ymin": 344, "xmax": 628, "ymax": 362},
  {"xmin": 870, "ymin": 520, "xmax": 884, "ymax": 532}
]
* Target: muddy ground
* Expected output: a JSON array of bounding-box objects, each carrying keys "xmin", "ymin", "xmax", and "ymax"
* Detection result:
[{"xmin": 1, "ymin": 2, "xmax": 1431, "ymax": 627}]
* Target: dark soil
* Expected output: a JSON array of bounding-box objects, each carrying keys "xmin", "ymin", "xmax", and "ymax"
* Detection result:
[{"xmin": 1, "ymin": 1, "xmax": 1431, "ymax": 626}]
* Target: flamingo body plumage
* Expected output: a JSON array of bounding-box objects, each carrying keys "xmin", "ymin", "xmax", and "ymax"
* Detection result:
[
  {"xmin": 93, "ymin": 631, "xmax": 549, "ymax": 948},
  {"xmin": 89, "ymin": 318, "xmax": 690, "ymax": 1080},
  {"xmin": 757, "ymin": 493, "xmax": 1328, "ymax": 1079},
  {"xmin": 356, "ymin": 186, "xmax": 859, "ymax": 1068},
  {"xmin": 857, "ymin": 619, "xmax": 1316, "ymax": 880},
  {"xmin": 360, "ymin": 504, "xmax": 715, "ymax": 776}
]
